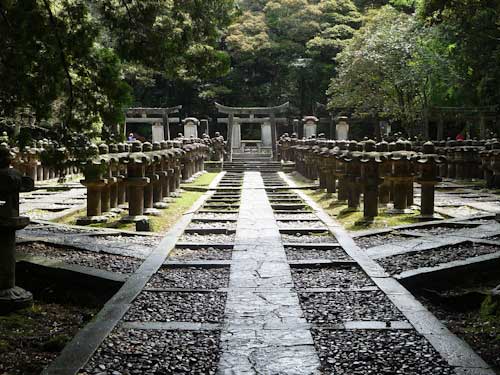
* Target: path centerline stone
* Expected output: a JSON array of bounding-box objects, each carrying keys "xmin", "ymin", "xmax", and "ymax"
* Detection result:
[{"xmin": 218, "ymin": 171, "xmax": 320, "ymax": 375}]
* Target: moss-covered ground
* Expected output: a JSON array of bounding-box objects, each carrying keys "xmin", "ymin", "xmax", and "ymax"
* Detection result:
[
  {"xmin": 304, "ymin": 189, "xmax": 420, "ymax": 231},
  {"xmin": 51, "ymin": 172, "xmax": 217, "ymax": 233},
  {"xmin": 0, "ymin": 302, "xmax": 96, "ymax": 375}
]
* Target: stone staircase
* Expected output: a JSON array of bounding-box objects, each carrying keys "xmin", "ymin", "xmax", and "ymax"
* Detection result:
[{"xmin": 224, "ymin": 154, "xmax": 281, "ymax": 172}]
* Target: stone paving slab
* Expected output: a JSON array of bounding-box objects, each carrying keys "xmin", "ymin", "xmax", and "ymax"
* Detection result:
[{"xmin": 218, "ymin": 172, "xmax": 320, "ymax": 375}]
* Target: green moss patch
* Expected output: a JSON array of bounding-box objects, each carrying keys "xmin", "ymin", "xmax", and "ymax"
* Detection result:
[
  {"xmin": 0, "ymin": 302, "xmax": 96, "ymax": 375},
  {"xmin": 304, "ymin": 189, "xmax": 420, "ymax": 231}
]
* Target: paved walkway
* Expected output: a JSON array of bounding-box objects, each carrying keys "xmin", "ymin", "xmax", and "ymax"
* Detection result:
[{"xmin": 218, "ymin": 172, "xmax": 320, "ymax": 374}]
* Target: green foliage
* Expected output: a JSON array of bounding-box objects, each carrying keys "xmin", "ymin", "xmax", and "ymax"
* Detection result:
[
  {"xmin": 0, "ymin": 0, "xmax": 235, "ymax": 150},
  {"xmin": 418, "ymin": 0, "xmax": 500, "ymax": 106},
  {"xmin": 217, "ymin": 0, "xmax": 361, "ymax": 115},
  {"xmin": 327, "ymin": 5, "xmax": 460, "ymax": 135}
]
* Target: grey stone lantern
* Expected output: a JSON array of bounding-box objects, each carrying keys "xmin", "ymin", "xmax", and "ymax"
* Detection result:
[{"xmin": 0, "ymin": 145, "xmax": 35, "ymax": 313}]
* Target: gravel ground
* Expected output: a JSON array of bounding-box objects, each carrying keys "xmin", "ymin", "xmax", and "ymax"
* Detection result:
[
  {"xmin": 277, "ymin": 221, "xmax": 326, "ymax": 229},
  {"xmin": 178, "ymin": 233, "xmax": 235, "ymax": 244},
  {"xmin": 282, "ymin": 233, "xmax": 337, "ymax": 244},
  {"xmin": 147, "ymin": 267, "xmax": 230, "ymax": 289},
  {"xmin": 124, "ymin": 292, "xmax": 226, "ymax": 323},
  {"xmin": 91, "ymin": 235, "xmax": 162, "ymax": 248},
  {"xmin": 291, "ymin": 266, "xmax": 374, "ymax": 289},
  {"xmin": 354, "ymin": 233, "xmax": 416, "ymax": 249},
  {"xmin": 193, "ymin": 213, "xmax": 238, "ymax": 220},
  {"xmin": 21, "ymin": 224, "xmax": 94, "ymax": 235},
  {"xmin": 169, "ymin": 247, "xmax": 232, "ymax": 261},
  {"xmin": 311, "ymin": 329, "xmax": 455, "ymax": 375},
  {"xmin": 186, "ymin": 221, "xmax": 237, "ymax": 230},
  {"xmin": 379, "ymin": 243, "xmax": 500, "ymax": 275},
  {"xmin": 82, "ymin": 329, "xmax": 221, "ymax": 375},
  {"xmin": 285, "ymin": 247, "xmax": 351, "ymax": 261},
  {"xmin": 275, "ymin": 213, "xmax": 319, "ymax": 221},
  {"xmin": 299, "ymin": 291, "xmax": 405, "ymax": 323},
  {"xmin": 419, "ymin": 296, "xmax": 500, "ymax": 374},
  {"xmin": 0, "ymin": 301, "xmax": 96, "ymax": 375},
  {"xmin": 400, "ymin": 225, "xmax": 478, "ymax": 237},
  {"xmin": 17, "ymin": 242, "xmax": 142, "ymax": 275}
]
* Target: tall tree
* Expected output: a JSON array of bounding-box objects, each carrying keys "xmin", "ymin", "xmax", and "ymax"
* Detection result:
[
  {"xmin": 215, "ymin": 0, "xmax": 361, "ymax": 115},
  {"xmin": 327, "ymin": 5, "xmax": 455, "ymax": 135}
]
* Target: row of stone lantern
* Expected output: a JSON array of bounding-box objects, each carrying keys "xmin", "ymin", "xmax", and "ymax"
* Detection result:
[
  {"xmin": 281, "ymin": 137, "xmax": 446, "ymax": 220},
  {"xmin": 10, "ymin": 140, "xmax": 79, "ymax": 183},
  {"xmin": 78, "ymin": 138, "xmax": 208, "ymax": 225},
  {"xmin": 281, "ymin": 133, "xmax": 500, "ymax": 187}
]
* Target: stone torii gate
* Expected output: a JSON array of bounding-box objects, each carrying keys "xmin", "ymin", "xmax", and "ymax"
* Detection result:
[
  {"xmin": 125, "ymin": 106, "xmax": 182, "ymax": 141},
  {"xmin": 215, "ymin": 102, "xmax": 290, "ymax": 161}
]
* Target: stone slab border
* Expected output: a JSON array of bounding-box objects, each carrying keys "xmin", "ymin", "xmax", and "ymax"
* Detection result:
[
  {"xmin": 396, "ymin": 251, "xmax": 500, "ymax": 290},
  {"xmin": 30, "ymin": 218, "xmax": 165, "ymax": 237},
  {"xmin": 279, "ymin": 172, "xmax": 495, "ymax": 375},
  {"xmin": 41, "ymin": 172, "xmax": 224, "ymax": 375}
]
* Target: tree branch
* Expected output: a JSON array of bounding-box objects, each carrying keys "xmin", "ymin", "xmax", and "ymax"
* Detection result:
[
  {"xmin": 42, "ymin": 0, "xmax": 74, "ymax": 128},
  {"xmin": 0, "ymin": 4, "xmax": 13, "ymax": 31}
]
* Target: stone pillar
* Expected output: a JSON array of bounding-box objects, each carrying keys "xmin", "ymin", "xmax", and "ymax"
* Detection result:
[
  {"xmin": 0, "ymin": 145, "xmax": 34, "ymax": 313},
  {"xmin": 261, "ymin": 121, "xmax": 272, "ymax": 147}
]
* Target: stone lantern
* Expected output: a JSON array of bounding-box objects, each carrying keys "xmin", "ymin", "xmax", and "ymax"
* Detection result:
[
  {"xmin": 172, "ymin": 141, "xmax": 184, "ymax": 193},
  {"xmin": 160, "ymin": 141, "xmax": 173, "ymax": 201},
  {"xmin": 0, "ymin": 145, "xmax": 34, "ymax": 313},
  {"xmin": 360, "ymin": 140, "xmax": 385, "ymax": 219},
  {"xmin": 387, "ymin": 140, "xmax": 417, "ymax": 214},
  {"xmin": 489, "ymin": 144, "xmax": 500, "ymax": 188},
  {"xmin": 107, "ymin": 144, "xmax": 121, "ymax": 212},
  {"xmin": 77, "ymin": 144, "xmax": 109, "ymax": 225},
  {"xmin": 376, "ymin": 141, "xmax": 391, "ymax": 206},
  {"xmin": 116, "ymin": 143, "xmax": 128, "ymax": 207},
  {"xmin": 142, "ymin": 142, "xmax": 161, "ymax": 216},
  {"xmin": 342, "ymin": 141, "xmax": 362, "ymax": 210},
  {"xmin": 334, "ymin": 141, "xmax": 349, "ymax": 201},
  {"xmin": 416, "ymin": 142, "xmax": 446, "ymax": 220},
  {"xmin": 480, "ymin": 141, "xmax": 496, "ymax": 188},
  {"xmin": 152, "ymin": 142, "xmax": 168, "ymax": 209},
  {"xmin": 98, "ymin": 144, "xmax": 113, "ymax": 215},
  {"xmin": 121, "ymin": 141, "xmax": 151, "ymax": 223}
]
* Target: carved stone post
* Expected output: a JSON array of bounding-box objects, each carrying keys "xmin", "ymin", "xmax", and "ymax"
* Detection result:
[
  {"xmin": 0, "ymin": 145, "xmax": 34, "ymax": 313},
  {"xmin": 77, "ymin": 144, "xmax": 108, "ymax": 225},
  {"xmin": 360, "ymin": 140, "xmax": 385, "ymax": 219},
  {"xmin": 121, "ymin": 141, "xmax": 150, "ymax": 223},
  {"xmin": 416, "ymin": 142, "xmax": 445, "ymax": 220}
]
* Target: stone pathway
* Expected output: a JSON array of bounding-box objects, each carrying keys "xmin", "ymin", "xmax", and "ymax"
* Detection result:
[
  {"xmin": 30, "ymin": 170, "xmax": 497, "ymax": 374},
  {"xmin": 20, "ymin": 181, "xmax": 87, "ymax": 220},
  {"xmin": 218, "ymin": 172, "xmax": 320, "ymax": 374}
]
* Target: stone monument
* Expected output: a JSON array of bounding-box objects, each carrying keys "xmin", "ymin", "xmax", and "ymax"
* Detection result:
[
  {"xmin": 303, "ymin": 116, "xmax": 318, "ymax": 139},
  {"xmin": 336, "ymin": 117, "xmax": 349, "ymax": 140},
  {"xmin": 0, "ymin": 144, "xmax": 34, "ymax": 313},
  {"xmin": 183, "ymin": 117, "xmax": 199, "ymax": 139}
]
